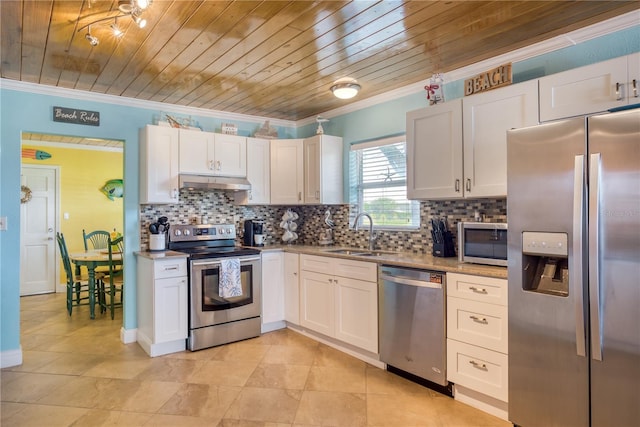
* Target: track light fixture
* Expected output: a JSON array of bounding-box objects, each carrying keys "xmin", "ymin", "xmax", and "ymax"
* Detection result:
[
  {"xmin": 77, "ymin": 0, "xmax": 153, "ymax": 46},
  {"xmin": 330, "ymin": 77, "xmax": 361, "ymax": 99},
  {"xmin": 85, "ymin": 26, "xmax": 99, "ymax": 46}
]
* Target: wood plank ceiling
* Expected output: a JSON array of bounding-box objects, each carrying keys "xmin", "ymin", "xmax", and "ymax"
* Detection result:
[{"xmin": 2, "ymin": 1, "xmax": 638, "ymax": 121}]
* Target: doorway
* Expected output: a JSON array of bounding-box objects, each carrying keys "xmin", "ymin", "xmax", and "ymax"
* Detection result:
[
  {"xmin": 20, "ymin": 133, "xmax": 124, "ymax": 297},
  {"xmin": 20, "ymin": 165, "xmax": 59, "ymax": 295}
]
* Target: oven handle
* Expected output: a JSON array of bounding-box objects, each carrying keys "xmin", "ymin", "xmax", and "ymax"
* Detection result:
[{"xmin": 191, "ymin": 256, "xmax": 262, "ymax": 267}]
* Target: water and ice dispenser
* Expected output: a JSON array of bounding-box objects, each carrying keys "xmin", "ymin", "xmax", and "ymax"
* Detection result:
[{"xmin": 521, "ymin": 232, "xmax": 569, "ymax": 296}]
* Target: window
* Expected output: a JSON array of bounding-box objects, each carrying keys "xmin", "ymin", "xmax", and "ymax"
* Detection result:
[{"xmin": 349, "ymin": 135, "xmax": 420, "ymax": 229}]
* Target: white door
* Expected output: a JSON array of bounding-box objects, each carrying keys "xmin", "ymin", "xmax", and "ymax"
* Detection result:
[{"xmin": 20, "ymin": 165, "xmax": 58, "ymax": 295}]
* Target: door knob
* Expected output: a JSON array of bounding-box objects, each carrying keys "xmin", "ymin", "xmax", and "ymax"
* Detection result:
[{"xmin": 48, "ymin": 227, "xmax": 53, "ymax": 232}]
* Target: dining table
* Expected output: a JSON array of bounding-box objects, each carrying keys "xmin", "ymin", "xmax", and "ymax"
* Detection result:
[{"xmin": 69, "ymin": 249, "xmax": 122, "ymax": 319}]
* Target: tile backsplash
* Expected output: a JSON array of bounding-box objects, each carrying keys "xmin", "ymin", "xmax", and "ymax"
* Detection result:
[{"xmin": 140, "ymin": 189, "xmax": 506, "ymax": 254}]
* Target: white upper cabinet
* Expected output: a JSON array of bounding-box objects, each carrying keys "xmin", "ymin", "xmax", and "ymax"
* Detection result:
[
  {"xmin": 408, "ymin": 81, "xmax": 539, "ymax": 200},
  {"xmin": 407, "ymin": 99, "xmax": 463, "ymax": 199},
  {"xmin": 139, "ymin": 125, "xmax": 180, "ymax": 204},
  {"xmin": 539, "ymin": 54, "xmax": 639, "ymax": 122},
  {"xmin": 270, "ymin": 139, "xmax": 305, "ymax": 205},
  {"xmin": 303, "ymin": 134, "xmax": 343, "ymax": 205},
  {"xmin": 179, "ymin": 129, "xmax": 247, "ymax": 177},
  {"xmin": 235, "ymin": 137, "xmax": 270, "ymax": 205},
  {"xmin": 462, "ymin": 80, "xmax": 539, "ymax": 198}
]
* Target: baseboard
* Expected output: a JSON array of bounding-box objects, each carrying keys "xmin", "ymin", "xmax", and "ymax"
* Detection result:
[
  {"xmin": 121, "ymin": 327, "xmax": 137, "ymax": 344},
  {"xmin": 261, "ymin": 320, "xmax": 286, "ymax": 333},
  {"xmin": 136, "ymin": 331, "xmax": 186, "ymax": 357},
  {"xmin": 286, "ymin": 324, "xmax": 384, "ymax": 369},
  {"xmin": 452, "ymin": 384, "xmax": 509, "ymax": 421},
  {"xmin": 0, "ymin": 347, "xmax": 23, "ymax": 368}
]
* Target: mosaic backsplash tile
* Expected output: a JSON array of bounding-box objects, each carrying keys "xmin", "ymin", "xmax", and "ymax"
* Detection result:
[{"xmin": 140, "ymin": 189, "xmax": 506, "ymax": 255}]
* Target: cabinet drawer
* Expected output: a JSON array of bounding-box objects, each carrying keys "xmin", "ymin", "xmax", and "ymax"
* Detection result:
[
  {"xmin": 447, "ymin": 297, "xmax": 507, "ymax": 353},
  {"xmin": 447, "ymin": 273, "xmax": 507, "ymax": 305},
  {"xmin": 333, "ymin": 258, "xmax": 376, "ymax": 282},
  {"xmin": 447, "ymin": 339, "xmax": 508, "ymax": 402},
  {"xmin": 300, "ymin": 254, "xmax": 333, "ymax": 274},
  {"xmin": 154, "ymin": 258, "xmax": 187, "ymax": 279}
]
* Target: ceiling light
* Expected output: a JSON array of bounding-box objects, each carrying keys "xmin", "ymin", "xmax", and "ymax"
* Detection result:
[
  {"xmin": 131, "ymin": 9, "xmax": 147, "ymax": 28},
  {"xmin": 330, "ymin": 78, "xmax": 361, "ymax": 99},
  {"xmin": 85, "ymin": 27, "xmax": 99, "ymax": 46},
  {"xmin": 136, "ymin": 0, "xmax": 151, "ymax": 10},
  {"xmin": 111, "ymin": 19, "xmax": 123, "ymax": 37}
]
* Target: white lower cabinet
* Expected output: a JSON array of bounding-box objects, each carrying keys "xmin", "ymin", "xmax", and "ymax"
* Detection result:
[
  {"xmin": 446, "ymin": 273, "xmax": 508, "ymax": 418},
  {"xmin": 283, "ymin": 252, "xmax": 300, "ymax": 325},
  {"xmin": 261, "ymin": 251, "xmax": 285, "ymax": 332},
  {"xmin": 137, "ymin": 255, "xmax": 188, "ymax": 357},
  {"xmin": 299, "ymin": 254, "xmax": 378, "ymax": 353}
]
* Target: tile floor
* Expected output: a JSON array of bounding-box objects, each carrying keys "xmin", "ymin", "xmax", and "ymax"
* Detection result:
[{"xmin": 2, "ymin": 293, "xmax": 510, "ymax": 426}]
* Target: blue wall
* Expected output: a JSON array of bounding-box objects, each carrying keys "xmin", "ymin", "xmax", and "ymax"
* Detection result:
[{"xmin": 1, "ymin": 22, "xmax": 638, "ymax": 361}]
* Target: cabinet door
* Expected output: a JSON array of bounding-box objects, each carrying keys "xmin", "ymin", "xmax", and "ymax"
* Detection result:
[
  {"xmin": 303, "ymin": 135, "xmax": 321, "ymax": 204},
  {"xmin": 283, "ymin": 252, "xmax": 300, "ymax": 324},
  {"xmin": 299, "ymin": 270, "xmax": 334, "ymax": 337},
  {"xmin": 270, "ymin": 139, "xmax": 304, "ymax": 204},
  {"xmin": 261, "ymin": 252, "xmax": 284, "ymax": 325},
  {"xmin": 238, "ymin": 137, "xmax": 270, "ymax": 204},
  {"xmin": 154, "ymin": 275, "xmax": 188, "ymax": 343},
  {"xmin": 214, "ymin": 134, "xmax": 247, "ymax": 177},
  {"xmin": 139, "ymin": 125, "xmax": 180, "ymax": 204},
  {"xmin": 627, "ymin": 52, "xmax": 640, "ymax": 101},
  {"xmin": 539, "ymin": 56, "xmax": 628, "ymax": 122},
  {"xmin": 463, "ymin": 80, "xmax": 538, "ymax": 198},
  {"xmin": 334, "ymin": 277, "xmax": 378, "ymax": 353},
  {"xmin": 407, "ymin": 99, "xmax": 463, "ymax": 199},
  {"xmin": 179, "ymin": 129, "xmax": 214, "ymax": 174}
]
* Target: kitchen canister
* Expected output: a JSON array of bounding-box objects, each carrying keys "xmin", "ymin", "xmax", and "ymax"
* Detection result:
[{"xmin": 149, "ymin": 233, "xmax": 166, "ymax": 251}]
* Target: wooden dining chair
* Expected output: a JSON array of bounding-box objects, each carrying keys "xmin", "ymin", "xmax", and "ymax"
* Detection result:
[
  {"xmin": 99, "ymin": 235, "xmax": 124, "ymax": 319},
  {"xmin": 56, "ymin": 232, "xmax": 98, "ymax": 315},
  {"xmin": 82, "ymin": 229, "xmax": 110, "ymax": 250}
]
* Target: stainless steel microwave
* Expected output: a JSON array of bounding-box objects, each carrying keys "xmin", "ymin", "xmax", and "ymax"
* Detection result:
[{"xmin": 457, "ymin": 222, "xmax": 508, "ymax": 266}]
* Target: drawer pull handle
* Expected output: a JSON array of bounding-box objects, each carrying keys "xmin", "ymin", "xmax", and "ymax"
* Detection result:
[
  {"xmin": 164, "ymin": 266, "xmax": 179, "ymax": 271},
  {"xmin": 469, "ymin": 286, "xmax": 487, "ymax": 294},
  {"xmin": 469, "ymin": 360, "xmax": 487, "ymax": 370},
  {"xmin": 470, "ymin": 315, "xmax": 488, "ymax": 324}
]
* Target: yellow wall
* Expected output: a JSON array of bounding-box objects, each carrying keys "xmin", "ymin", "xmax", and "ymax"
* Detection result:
[{"xmin": 22, "ymin": 144, "xmax": 123, "ymax": 283}]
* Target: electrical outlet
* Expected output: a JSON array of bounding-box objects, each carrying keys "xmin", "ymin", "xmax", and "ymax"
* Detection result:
[{"xmin": 0, "ymin": 216, "xmax": 7, "ymax": 231}]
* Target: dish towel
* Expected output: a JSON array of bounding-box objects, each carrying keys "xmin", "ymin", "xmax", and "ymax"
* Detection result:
[{"xmin": 219, "ymin": 258, "xmax": 242, "ymax": 298}]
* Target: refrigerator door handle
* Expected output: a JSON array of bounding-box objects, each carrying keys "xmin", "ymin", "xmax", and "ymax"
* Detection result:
[
  {"xmin": 589, "ymin": 152, "xmax": 603, "ymax": 361},
  {"xmin": 573, "ymin": 155, "xmax": 587, "ymax": 357}
]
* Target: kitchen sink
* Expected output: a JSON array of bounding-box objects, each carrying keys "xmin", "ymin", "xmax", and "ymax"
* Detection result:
[
  {"xmin": 324, "ymin": 249, "xmax": 370, "ymax": 256},
  {"xmin": 324, "ymin": 248, "xmax": 399, "ymax": 257}
]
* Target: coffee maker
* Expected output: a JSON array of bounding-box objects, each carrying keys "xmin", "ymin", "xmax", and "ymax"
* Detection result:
[{"xmin": 243, "ymin": 219, "xmax": 266, "ymax": 246}]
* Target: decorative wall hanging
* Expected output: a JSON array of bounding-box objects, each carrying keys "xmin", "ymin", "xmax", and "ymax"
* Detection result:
[
  {"xmin": 21, "ymin": 148, "xmax": 51, "ymax": 160},
  {"xmin": 464, "ymin": 63, "xmax": 512, "ymax": 96},
  {"xmin": 254, "ymin": 120, "xmax": 278, "ymax": 139},
  {"xmin": 425, "ymin": 73, "xmax": 444, "ymax": 105},
  {"xmin": 101, "ymin": 179, "xmax": 124, "ymax": 201},
  {"xmin": 53, "ymin": 106, "xmax": 100, "ymax": 126},
  {"xmin": 20, "ymin": 185, "xmax": 32, "ymax": 204}
]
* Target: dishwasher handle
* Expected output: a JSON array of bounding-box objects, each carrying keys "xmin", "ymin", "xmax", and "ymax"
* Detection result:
[{"xmin": 380, "ymin": 274, "xmax": 442, "ymax": 289}]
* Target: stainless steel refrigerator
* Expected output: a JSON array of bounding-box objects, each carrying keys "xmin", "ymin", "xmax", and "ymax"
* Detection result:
[{"xmin": 506, "ymin": 107, "xmax": 640, "ymax": 427}]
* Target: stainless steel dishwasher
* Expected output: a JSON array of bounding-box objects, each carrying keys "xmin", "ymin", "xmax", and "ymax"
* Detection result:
[{"xmin": 379, "ymin": 265, "xmax": 447, "ymax": 388}]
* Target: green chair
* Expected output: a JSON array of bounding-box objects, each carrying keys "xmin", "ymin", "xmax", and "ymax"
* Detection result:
[
  {"xmin": 99, "ymin": 235, "xmax": 124, "ymax": 319},
  {"xmin": 82, "ymin": 229, "xmax": 110, "ymax": 251},
  {"xmin": 56, "ymin": 232, "xmax": 99, "ymax": 315}
]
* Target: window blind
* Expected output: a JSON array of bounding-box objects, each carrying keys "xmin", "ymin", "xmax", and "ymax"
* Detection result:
[{"xmin": 349, "ymin": 137, "xmax": 420, "ymax": 229}]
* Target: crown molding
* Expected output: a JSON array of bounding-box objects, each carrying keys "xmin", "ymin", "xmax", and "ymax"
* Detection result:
[
  {"xmin": 298, "ymin": 10, "xmax": 640, "ymax": 126},
  {"xmin": 0, "ymin": 79, "xmax": 296, "ymax": 128}
]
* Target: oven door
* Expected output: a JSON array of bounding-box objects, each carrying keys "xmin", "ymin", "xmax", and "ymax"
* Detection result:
[{"xmin": 189, "ymin": 256, "xmax": 262, "ymax": 329}]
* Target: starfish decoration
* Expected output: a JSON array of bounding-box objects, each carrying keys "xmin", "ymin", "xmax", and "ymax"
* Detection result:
[{"xmin": 382, "ymin": 167, "xmax": 396, "ymax": 182}]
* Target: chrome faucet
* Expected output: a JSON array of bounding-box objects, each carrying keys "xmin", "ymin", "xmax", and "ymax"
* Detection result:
[{"xmin": 353, "ymin": 212, "xmax": 377, "ymax": 250}]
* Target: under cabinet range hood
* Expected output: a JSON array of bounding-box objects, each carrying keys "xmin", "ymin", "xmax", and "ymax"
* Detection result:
[{"xmin": 179, "ymin": 174, "xmax": 251, "ymax": 191}]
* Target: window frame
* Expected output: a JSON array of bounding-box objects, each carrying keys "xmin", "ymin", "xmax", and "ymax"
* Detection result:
[{"xmin": 349, "ymin": 135, "xmax": 420, "ymax": 231}]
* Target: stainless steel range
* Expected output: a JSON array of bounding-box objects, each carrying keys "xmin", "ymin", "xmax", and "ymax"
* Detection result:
[{"xmin": 168, "ymin": 223, "xmax": 262, "ymax": 351}]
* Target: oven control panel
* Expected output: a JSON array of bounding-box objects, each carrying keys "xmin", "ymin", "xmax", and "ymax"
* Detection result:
[{"xmin": 170, "ymin": 224, "xmax": 236, "ymax": 241}]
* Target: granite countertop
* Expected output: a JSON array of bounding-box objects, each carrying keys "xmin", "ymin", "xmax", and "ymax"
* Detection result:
[
  {"xmin": 135, "ymin": 250, "xmax": 190, "ymax": 260},
  {"xmin": 259, "ymin": 244, "xmax": 507, "ymax": 279}
]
